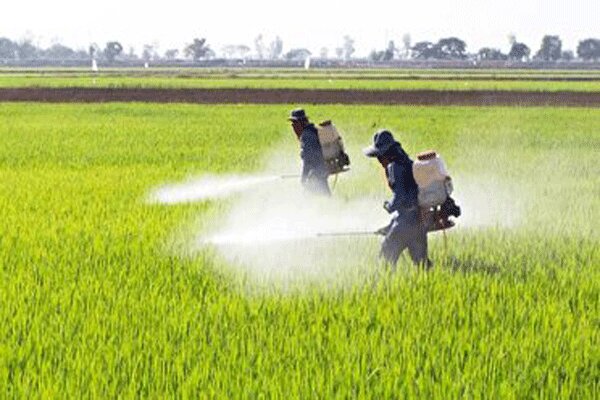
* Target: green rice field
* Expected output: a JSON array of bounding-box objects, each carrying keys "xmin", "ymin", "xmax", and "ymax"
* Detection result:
[
  {"xmin": 1, "ymin": 68, "xmax": 600, "ymax": 91},
  {"xmin": 1, "ymin": 103, "xmax": 598, "ymax": 397}
]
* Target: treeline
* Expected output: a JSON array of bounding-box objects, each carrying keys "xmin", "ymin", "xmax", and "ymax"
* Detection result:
[
  {"xmin": 369, "ymin": 35, "xmax": 600, "ymax": 62},
  {"xmin": 0, "ymin": 34, "xmax": 599, "ymax": 64}
]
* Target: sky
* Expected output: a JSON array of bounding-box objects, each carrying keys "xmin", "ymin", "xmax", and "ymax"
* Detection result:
[{"xmin": 1, "ymin": 0, "xmax": 598, "ymax": 57}]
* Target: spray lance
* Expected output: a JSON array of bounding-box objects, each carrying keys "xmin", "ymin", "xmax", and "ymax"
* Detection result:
[
  {"xmin": 278, "ymin": 167, "xmax": 350, "ymax": 180},
  {"xmin": 279, "ymin": 174, "xmax": 301, "ymax": 179},
  {"xmin": 316, "ymin": 224, "xmax": 390, "ymax": 238}
]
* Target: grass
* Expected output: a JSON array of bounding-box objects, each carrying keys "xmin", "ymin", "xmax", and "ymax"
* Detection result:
[
  {"xmin": 1, "ymin": 76, "xmax": 600, "ymax": 92},
  {"xmin": 1, "ymin": 68, "xmax": 600, "ymax": 91},
  {"xmin": 0, "ymin": 103, "xmax": 598, "ymax": 397},
  {"xmin": 2, "ymin": 67, "xmax": 600, "ymax": 76}
]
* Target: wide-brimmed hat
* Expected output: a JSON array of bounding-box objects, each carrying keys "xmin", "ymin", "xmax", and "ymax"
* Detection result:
[
  {"xmin": 288, "ymin": 108, "xmax": 308, "ymax": 121},
  {"xmin": 363, "ymin": 130, "xmax": 398, "ymax": 157}
]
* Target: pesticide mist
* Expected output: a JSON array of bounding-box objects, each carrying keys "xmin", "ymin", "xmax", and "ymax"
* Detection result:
[
  {"xmin": 148, "ymin": 174, "xmax": 284, "ymax": 204},
  {"xmin": 147, "ymin": 152, "xmax": 527, "ymax": 291},
  {"xmin": 200, "ymin": 178, "xmax": 388, "ymax": 288}
]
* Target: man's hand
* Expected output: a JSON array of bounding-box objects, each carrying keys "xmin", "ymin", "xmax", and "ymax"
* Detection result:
[
  {"xmin": 375, "ymin": 224, "xmax": 391, "ymax": 236},
  {"xmin": 383, "ymin": 201, "xmax": 392, "ymax": 213}
]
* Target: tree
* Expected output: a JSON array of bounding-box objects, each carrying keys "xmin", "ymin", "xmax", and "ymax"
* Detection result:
[
  {"xmin": 221, "ymin": 45, "xmax": 236, "ymax": 58},
  {"xmin": 535, "ymin": 35, "xmax": 562, "ymax": 61},
  {"xmin": 0, "ymin": 38, "xmax": 17, "ymax": 59},
  {"xmin": 164, "ymin": 49, "xmax": 179, "ymax": 60},
  {"xmin": 369, "ymin": 41, "xmax": 397, "ymax": 62},
  {"xmin": 411, "ymin": 41, "xmax": 436, "ymax": 59},
  {"xmin": 89, "ymin": 43, "xmax": 100, "ymax": 59},
  {"xmin": 509, "ymin": 42, "xmax": 530, "ymax": 61},
  {"xmin": 435, "ymin": 37, "xmax": 467, "ymax": 59},
  {"xmin": 222, "ymin": 45, "xmax": 250, "ymax": 59},
  {"xmin": 184, "ymin": 38, "xmax": 210, "ymax": 61},
  {"xmin": 16, "ymin": 40, "xmax": 38, "ymax": 60},
  {"xmin": 561, "ymin": 50, "xmax": 574, "ymax": 61},
  {"xmin": 343, "ymin": 36, "xmax": 355, "ymax": 60},
  {"xmin": 383, "ymin": 41, "xmax": 397, "ymax": 61},
  {"xmin": 577, "ymin": 38, "xmax": 600, "ymax": 61},
  {"xmin": 45, "ymin": 43, "xmax": 76, "ymax": 59},
  {"xmin": 269, "ymin": 36, "xmax": 283, "ymax": 59},
  {"xmin": 284, "ymin": 48, "xmax": 311, "ymax": 61},
  {"xmin": 369, "ymin": 50, "xmax": 385, "ymax": 62},
  {"xmin": 205, "ymin": 49, "xmax": 216, "ymax": 59},
  {"xmin": 335, "ymin": 47, "xmax": 343, "ymax": 59},
  {"xmin": 254, "ymin": 35, "xmax": 266, "ymax": 59},
  {"xmin": 142, "ymin": 44, "xmax": 159, "ymax": 61},
  {"xmin": 319, "ymin": 47, "xmax": 329, "ymax": 59},
  {"xmin": 104, "ymin": 41, "xmax": 123, "ymax": 62},
  {"xmin": 236, "ymin": 45, "xmax": 250, "ymax": 59},
  {"xmin": 478, "ymin": 47, "xmax": 507, "ymax": 61},
  {"xmin": 123, "ymin": 47, "xmax": 138, "ymax": 60},
  {"xmin": 402, "ymin": 33, "xmax": 411, "ymax": 59}
]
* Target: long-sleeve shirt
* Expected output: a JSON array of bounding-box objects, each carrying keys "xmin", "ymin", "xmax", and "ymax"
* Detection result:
[
  {"xmin": 385, "ymin": 159, "xmax": 419, "ymax": 227},
  {"xmin": 300, "ymin": 124, "xmax": 328, "ymax": 182}
]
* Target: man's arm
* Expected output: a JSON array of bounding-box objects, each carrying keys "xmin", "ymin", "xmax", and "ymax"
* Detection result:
[
  {"xmin": 300, "ymin": 129, "xmax": 325, "ymax": 179},
  {"xmin": 384, "ymin": 163, "xmax": 413, "ymax": 213}
]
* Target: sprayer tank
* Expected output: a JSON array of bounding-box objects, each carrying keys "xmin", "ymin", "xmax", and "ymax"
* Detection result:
[
  {"xmin": 413, "ymin": 151, "xmax": 452, "ymax": 207},
  {"xmin": 317, "ymin": 121, "xmax": 350, "ymax": 174},
  {"xmin": 413, "ymin": 152, "xmax": 448, "ymax": 188}
]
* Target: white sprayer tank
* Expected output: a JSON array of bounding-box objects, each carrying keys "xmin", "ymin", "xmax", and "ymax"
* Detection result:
[
  {"xmin": 413, "ymin": 151, "xmax": 453, "ymax": 207},
  {"xmin": 316, "ymin": 121, "xmax": 350, "ymax": 175},
  {"xmin": 317, "ymin": 121, "xmax": 343, "ymax": 161}
]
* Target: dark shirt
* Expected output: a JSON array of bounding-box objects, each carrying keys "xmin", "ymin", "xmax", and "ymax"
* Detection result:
[
  {"xmin": 300, "ymin": 123, "xmax": 328, "ymax": 182},
  {"xmin": 385, "ymin": 150, "xmax": 419, "ymax": 226}
]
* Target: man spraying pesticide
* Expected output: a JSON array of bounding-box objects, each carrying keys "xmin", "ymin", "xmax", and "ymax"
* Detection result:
[
  {"xmin": 288, "ymin": 109, "xmax": 350, "ymax": 196},
  {"xmin": 363, "ymin": 130, "xmax": 433, "ymax": 268},
  {"xmin": 320, "ymin": 130, "xmax": 461, "ymax": 269}
]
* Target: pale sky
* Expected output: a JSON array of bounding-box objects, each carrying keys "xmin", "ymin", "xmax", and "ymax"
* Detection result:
[{"xmin": 1, "ymin": 0, "xmax": 598, "ymax": 57}]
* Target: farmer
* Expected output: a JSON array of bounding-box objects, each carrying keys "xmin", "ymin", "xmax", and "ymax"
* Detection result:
[
  {"xmin": 364, "ymin": 130, "xmax": 432, "ymax": 268},
  {"xmin": 288, "ymin": 108, "xmax": 331, "ymax": 196}
]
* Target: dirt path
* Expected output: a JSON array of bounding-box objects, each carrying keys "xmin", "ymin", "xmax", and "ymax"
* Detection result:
[{"xmin": 1, "ymin": 88, "xmax": 599, "ymax": 106}]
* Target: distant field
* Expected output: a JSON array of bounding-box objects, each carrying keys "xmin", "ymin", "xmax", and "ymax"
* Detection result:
[
  {"xmin": 2, "ymin": 67, "xmax": 600, "ymax": 77},
  {"xmin": 1, "ymin": 76, "xmax": 600, "ymax": 92},
  {"xmin": 1, "ymin": 68, "xmax": 600, "ymax": 91},
  {"xmin": 1, "ymin": 103, "xmax": 598, "ymax": 397}
]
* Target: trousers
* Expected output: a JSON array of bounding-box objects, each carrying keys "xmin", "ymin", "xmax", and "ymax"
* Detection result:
[
  {"xmin": 303, "ymin": 175, "xmax": 331, "ymax": 196},
  {"xmin": 380, "ymin": 221, "xmax": 431, "ymax": 268}
]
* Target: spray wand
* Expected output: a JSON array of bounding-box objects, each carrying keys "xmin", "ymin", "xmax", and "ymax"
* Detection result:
[
  {"xmin": 279, "ymin": 174, "xmax": 301, "ymax": 179},
  {"xmin": 316, "ymin": 230, "xmax": 384, "ymax": 238}
]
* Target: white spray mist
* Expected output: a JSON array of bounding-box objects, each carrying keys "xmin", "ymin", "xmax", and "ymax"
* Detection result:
[
  {"xmin": 198, "ymin": 177, "xmax": 388, "ymax": 287},
  {"xmin": 148, "ymin": 141, "xmax": 526, "ymax": 290},
  {"xmin": 148, "ymin": 174, "xmax": 286, "ymax": 205}
]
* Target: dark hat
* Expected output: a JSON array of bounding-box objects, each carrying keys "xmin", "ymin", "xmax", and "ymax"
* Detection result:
[
  {"xmin": 363, "ymin": 130, "xmax": 398, "ymax": 157},
  {"xmin": 288, "ymin": 108, "xmax": 308, "ymax": 121}
]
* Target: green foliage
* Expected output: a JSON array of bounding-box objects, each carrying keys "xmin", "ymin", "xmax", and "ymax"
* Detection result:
[
  {"xmin": 577, "ymin": 38, "xmax": 600, "ymax": 61},
  {"xmin": 0, "ymin": 104, "xmax": 598, "ymax": 397},
  {"xmin": 535, "ymin": 35, "xmax": 562, "ymax": 61},
  {"xmin": 104, "ymin": 42, "xmax": 124, "ymax": 63},
  {"xmin": 184, "ymin": 38, "xmax": 211, "ymax": 61},
  {"xmin": 509, "ymin": 43, "xmax": 531, "ymax": 61}
]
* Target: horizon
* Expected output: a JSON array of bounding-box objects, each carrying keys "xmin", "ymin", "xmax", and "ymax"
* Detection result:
[{"xmin": 1, "ymin": 0, "xmax": 599, "ymax": 57}]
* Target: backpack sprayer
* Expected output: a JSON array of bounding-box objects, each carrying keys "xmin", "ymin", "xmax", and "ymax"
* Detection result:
[
  {"xmin": 317, "ymin": 120, "xmax": 351, "ymax": 176},
  {"xmin": 314, "ymin": 150, "xmax": 461, "ymax": 240},
  {"xmin": 413, "ymin": 150, "xmax": 461, "ymax": 232},
  {"xmin": 281, "ymin": 120, "xmax": 351, "ymax": 184}
]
